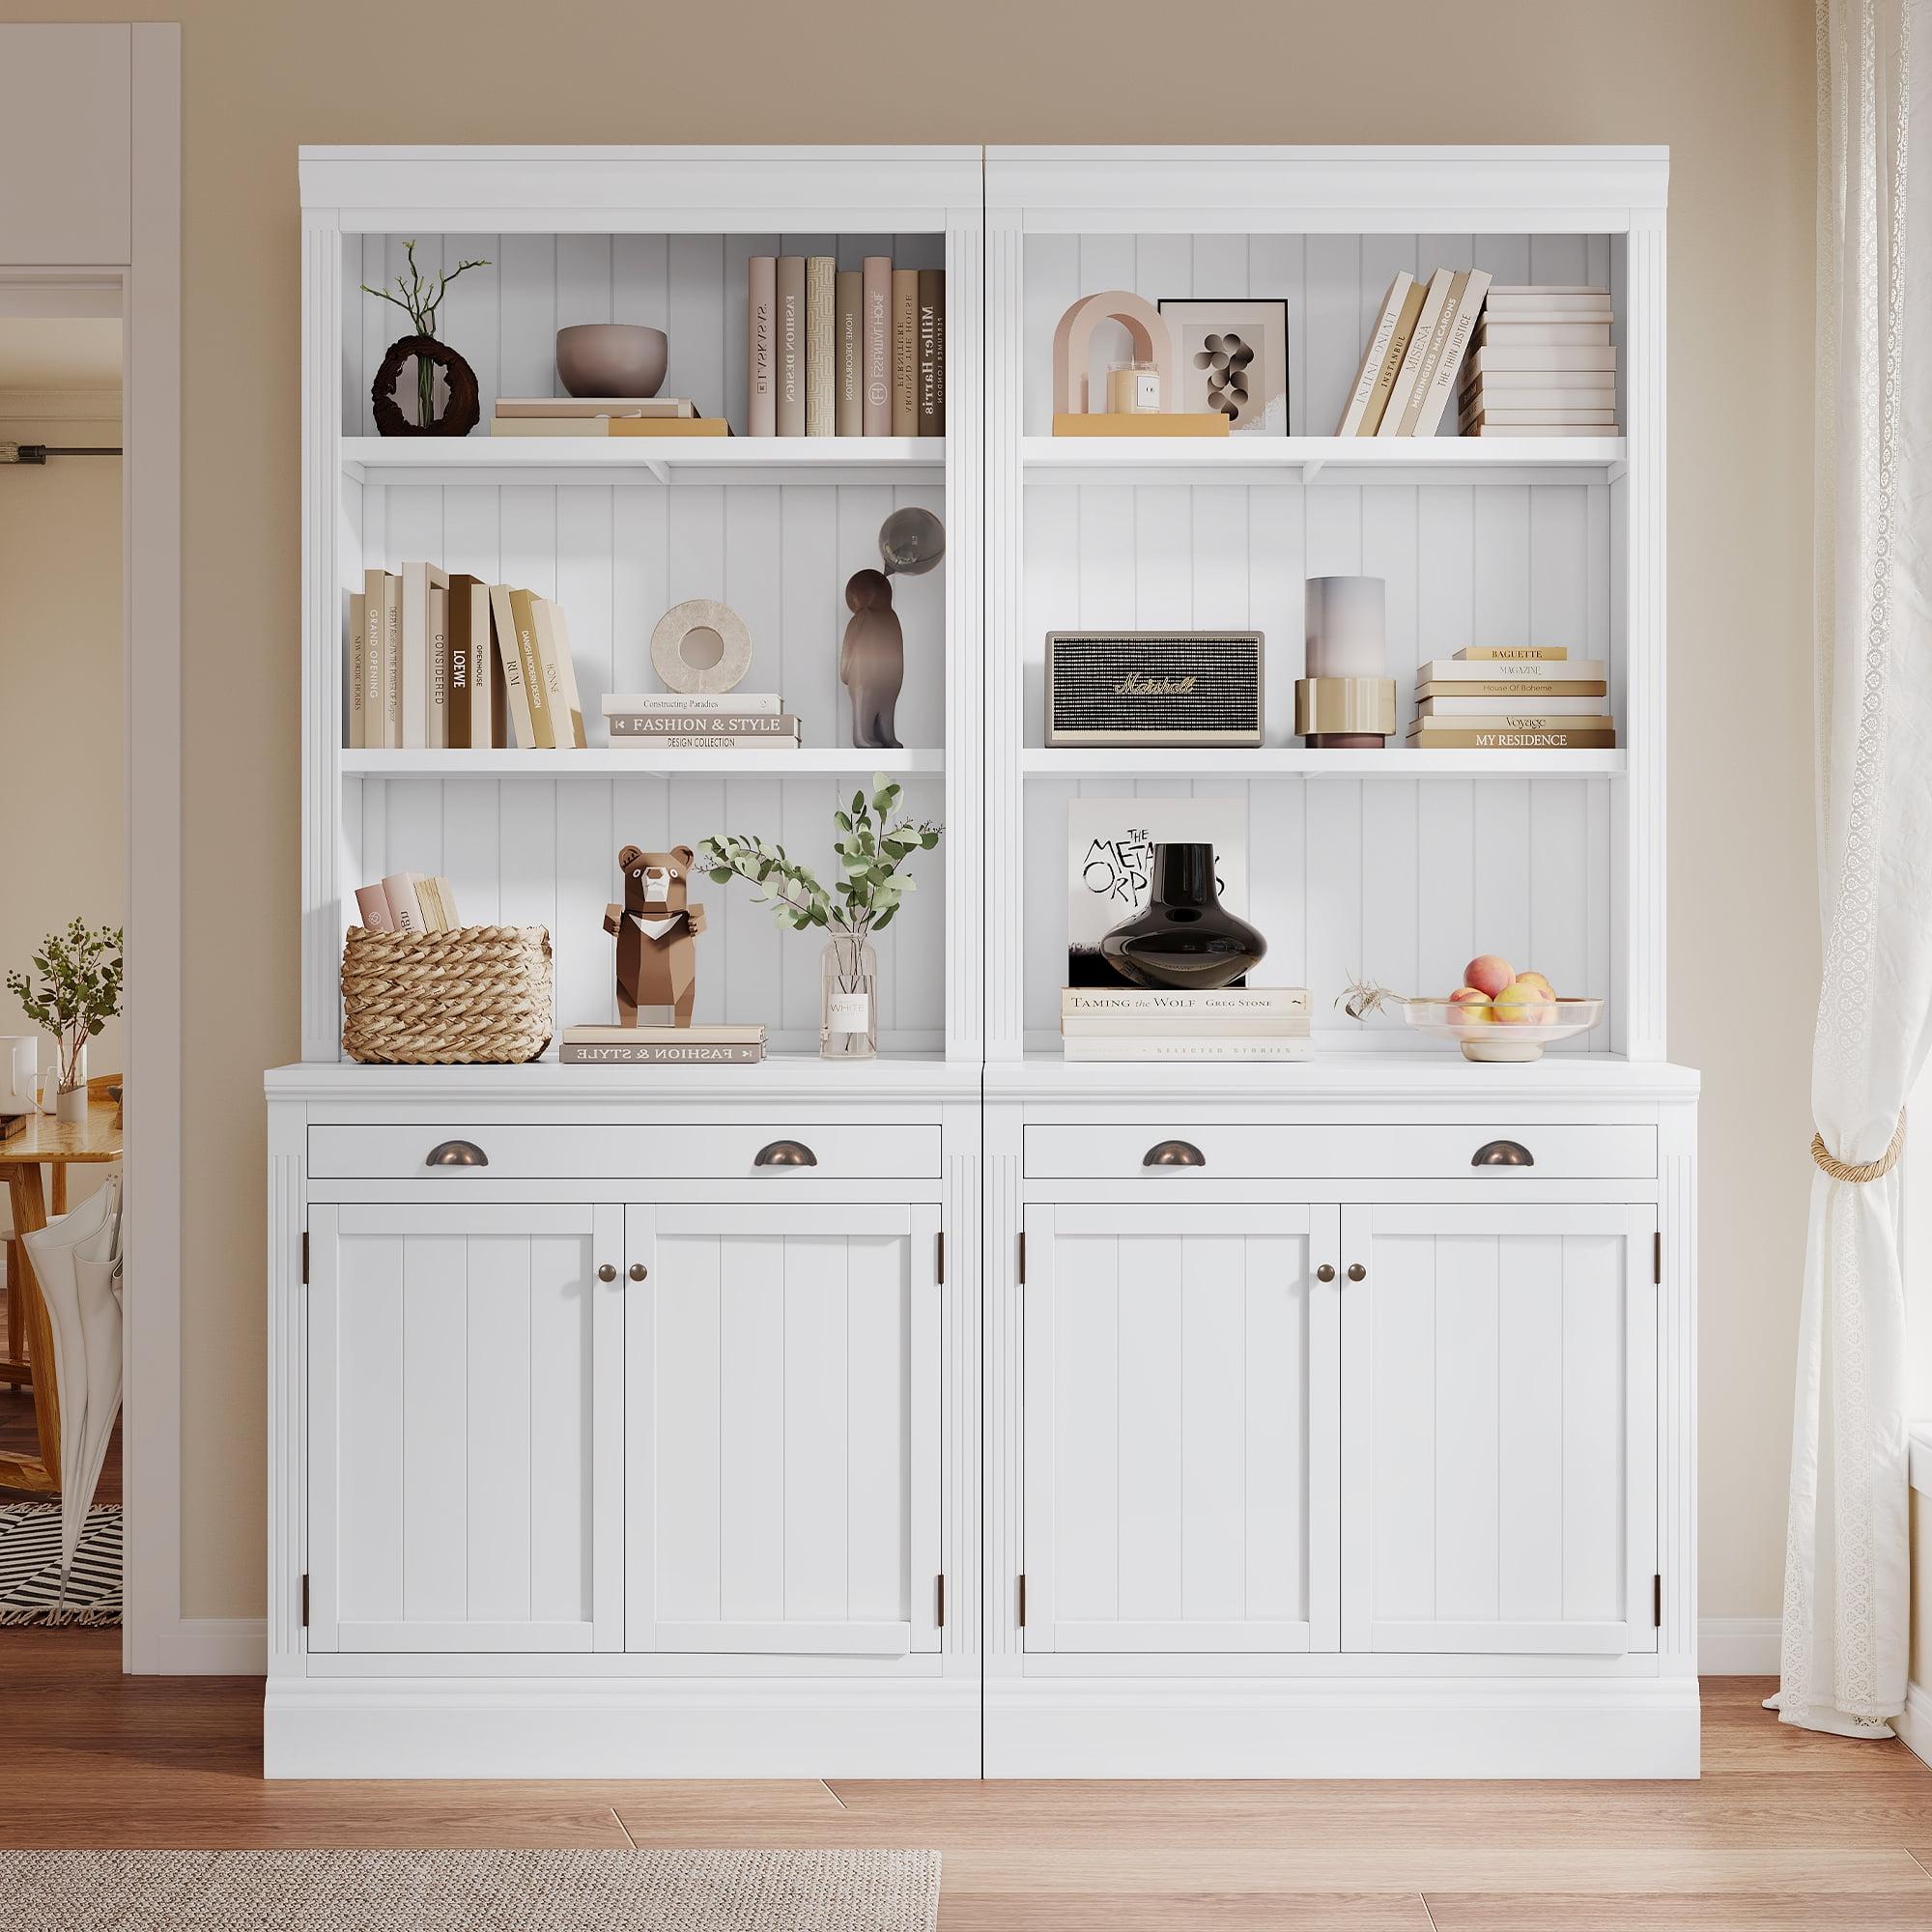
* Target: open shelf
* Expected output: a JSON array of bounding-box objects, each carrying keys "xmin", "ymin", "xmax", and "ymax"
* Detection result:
[
  {"xmin": 343, "ymin": 436, "xmax": 945, "ymax": 489},
  {"xmin": 1021, "ymin": 748, "xmax": 1626, "ymax": 778},
  {"xmin": 341, "ymin": 748, "xmax": 945, "ymax": 777},
  {"xmin": 1022, "ymin": 435, "xmax": 1626, "ymax": 487}
]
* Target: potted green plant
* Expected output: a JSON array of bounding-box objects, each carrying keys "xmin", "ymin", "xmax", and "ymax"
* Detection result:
[
  {"xmin": 361, "ymin": 240, "xmax": 491, "ymax": 436},
  {"xmin": 700, "ymin": 778, "xmax": 941, "ymax": 1060},
  {"xmin": 6, "ymin": 920, "xmax": 123, "ymax": 1123}
]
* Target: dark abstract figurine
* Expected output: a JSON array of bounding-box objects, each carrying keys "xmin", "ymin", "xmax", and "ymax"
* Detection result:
[{"xmin": 841, "ymin": 506, "xmax": 944, "ymax": 751}]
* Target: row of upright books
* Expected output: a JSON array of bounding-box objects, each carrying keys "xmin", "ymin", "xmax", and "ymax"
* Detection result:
[
  {"xmin": 601, "ymin": 691, "xmax": 801, "ymax": 752},
  {"xmin": 748, "ymin": 256, "xmax": 944, "ymax": 438},
  {"xmin": 1337, "ymin": 273, "xmax": 1619, "ymax": 440},
  {"xmin": 1060, "ymin": 986, "xmax": 1312, "ymax": 1062},
  {"xmin": 349, "ymin": 568, "xmax": 588, "ymax": 751},
  {"xmin": 1458, "ymin": 286, "xmax": 1618, "ymax": 436},
  {"xmin": 489, "ymin": 396, "xmax": 726, "ymax": 438},
  {"xmin": 1408, "ymin": 646, "xmax": 1615, "ymax": 751}
]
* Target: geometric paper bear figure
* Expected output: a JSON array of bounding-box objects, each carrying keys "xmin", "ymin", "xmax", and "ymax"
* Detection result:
[{"xmin": 602, "ymin": 843, "xmax": 708, "ymax": 1028}]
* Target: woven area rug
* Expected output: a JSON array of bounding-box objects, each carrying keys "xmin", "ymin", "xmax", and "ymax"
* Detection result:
[
  {"xmin": 0, "ymin": 1848, "xmax": 942, "ymax": 1932},
  {"xmin": 0, "ymin": 1503, "xmax": 120, "ymax": 1627}
]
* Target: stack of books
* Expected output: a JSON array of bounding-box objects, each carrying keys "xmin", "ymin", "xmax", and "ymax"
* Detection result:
[
  {"xmin": 1408, "ymin": 647, "xmax": 1615, "ymax": 751},
  {"xmin": 349, "ymin": 568, "xmax": 588, "ymax": 752},
  {"xmin": 490, "ymin": 397, "xmax": 727, "ymax": 438},
  {"xmin": 1457, "ymin": 286, "xmax": 1619, "ymax": 437},
  {"xmin": 601, "ymin": 692, "xmax": 800, "ymax": 752},
  {"xmin": 354, "ymin": 872, "xmax": 461, "ymax": 933},
  {"xmin": 560, "ymin": 1023, "xmax": 765, "ymax": 1065},
  {"xmin": 1060, "ymin": 986, "xmax": 1312, "ymax": 1062},
  {"xmin": 748, "ymin": 255, "xmax": 944, "ymax": 438},
  {"xmin": 1336, "ymin": 268, "xmax": 1492, "ymax": 438}
]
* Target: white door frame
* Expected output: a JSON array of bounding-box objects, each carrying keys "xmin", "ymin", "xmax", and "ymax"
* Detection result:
[{"xmin": 0, "ymin": 24, "xmax": 184, "ymax": 1672}]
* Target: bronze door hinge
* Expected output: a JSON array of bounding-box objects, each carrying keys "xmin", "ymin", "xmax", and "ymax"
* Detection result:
[
  {"xmin": 1018, "ymin": 1232, "xmax": 1026, "ymax": 1285},
  {"xmin": 936, "ymin": 1574, "xmax": 946, "ymax": 1628},
  {"xmin": 936, "ymin": 1231, "xmax": 945, "ymax": 1285},
  {"xmin": 1652, "ymin": 1574, "xmax": 1662, "ymax": 1628},
  {"xmin": 1018, "ymin": 1574, "xmax": 1027, "ymax": 1628},
  {"xmin": 301, "ymin": 1573, "xmax": 310, "ymax": 1628},
  {"xmin": 301, "ymin": 1231, "xmax": 308, "ymax": 1285},
  {"xmin": 1653, "ymin": 1231, "xmax": 1662, "ymax": 1285}
]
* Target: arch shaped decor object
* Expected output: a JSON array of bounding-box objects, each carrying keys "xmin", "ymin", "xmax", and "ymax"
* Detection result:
[
  {"xmin": 371, "ymin": 333, "xmax": 482, "ymax": 438},
  {"xmin": 1051, "ymin": 290, "xmax": 1177, "ymax": 417}
]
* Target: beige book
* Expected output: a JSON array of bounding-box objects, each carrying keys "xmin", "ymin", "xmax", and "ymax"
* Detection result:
[
  {"xmin": 747, "ymin": 254, "xmax": 777, "ymax": 437},
  {"xmin": 1335, "ymin": 272, "xmax": 1416, "ymax": 435},
  {"xmin": 489, "ymin": 584, "xmax": 540, "ymax": 750},
  {"xmin": 1394, "ymin": 270, "xmax": 1474, "ymax": 437},
  {"xmin": 1358, "ymin": 277, "xmax": 1428, "ymax": 436},
  {"xmin": 510, "ymin": 589, "xmax": 558, "ymax": 751},
  {"xmin": 1414, "ymin": 704, "xmax": 1613, "ymax": 725},
  {"xmin": 348, "ymin": 591, "xmax": 367, "ymax": 749},
  {"xmin": 1407, "ymin": 726, "xmax": 1618, "ymax": 750},
  {"xmin": 1421, "ymin": 657, "xmax": 1605, "ymax": 683},
  {"xmin": 494, "ymin": 396, "xmax": 697, "ymax": 418},
  {"xmin": 805, "ymin": 255, "xmax": 835, "ymax": 437},
  {"xmin": 368, "ymin": 570, "xmax": 401, "ymax": 750},
  {"xmin": 401, "ymin": 561, "xmax": 448, "ymax": 749},
  {"xmin": 1410, "ymin": 269, "xmax": 1492, "ymax": 437},
  {"xmin": 1463, "ymin": 421, "xmax": 1621, "ymax": 438},
  {"xmin": 1459, "ymin": 387, "xmax": 1618, "ymax": 414},
  {"xmin": 1050, "ymin": 412, "xmax": 1230, "ymax": 438},
  {"xmin": 776, "ymin": 256, "xmax": 805, "ymax": 437},
  {"xmin": 1461, "ymin": 403, "xmax": 1620, "ymax": 427},
  {"xmin": 428, "ymin": 582, "xmax": 448, "ymax": 750},
  {"xmin": 1453, "ymin": 645, "xmax": 1570, "ymax": 661},
  {"xmin": 862, "ymin": 256, "xmax": 892, "ymax": 436},
  {"xmin": 354, "ymin": 883, "xmax": 395, "ymax": 931},
  {"xmin": 1376, "ymin": 269, "xmax": 1456, "ymax": 438},
  {"xmin": 381, "ymin": 872, "xmax": 427, "ymax": 933},
  {"xmin": 891, "ymin": 269, "xmax": 919, "ymax": 436},
  {"xmin": 564, "ymin": 1023, "xmax": 766, "ymax": 1044},
  {"xmin": 1474, "ymin": 320, "xmax": 1613, "ymax": 349},
  {"xmin": 431, "ymin": 876, "xmax": 460, "ymax": 927},
  {"xmin": 1484, "ymin": 284, "xmax": 1611, "ymax": 305},
  {"xmin": 361, "ymin": 571, "xmax": 386, "ymax": 751},
  {"xmin": 535, "ymin": 598, "xmax": 589, "ymax": 749},
  {"xmin": 1416, "ymin": 679, "xmax": 1608, "ymax": 700},
  {"xmin": 1464, "ymin": 345, "xmax": 1617, "ymax": 375},
  {"xmin": 835, "ymin": 270, "xmax": 864, "ymax": 436}
]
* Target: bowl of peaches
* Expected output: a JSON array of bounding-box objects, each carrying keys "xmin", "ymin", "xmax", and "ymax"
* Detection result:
[{"xmin": 1403, "ymin": 956, "xmax": 1603, "ymax": 1063}]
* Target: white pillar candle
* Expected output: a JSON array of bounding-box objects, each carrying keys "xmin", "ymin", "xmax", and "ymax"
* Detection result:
[{"xmin": 1304, "ymin": 575, "xmax": 1387, "ymax": 679}]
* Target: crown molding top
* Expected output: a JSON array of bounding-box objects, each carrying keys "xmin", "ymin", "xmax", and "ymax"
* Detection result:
[
  {"xmin": 984, "ymin": 144, "xmax": 1669, "ymax": 233},
  {"xmin": 298, "ymin": 146, "xmax": 984, "ymax": 231}
]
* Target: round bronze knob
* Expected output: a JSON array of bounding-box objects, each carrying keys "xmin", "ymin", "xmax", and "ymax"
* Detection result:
[
  {"xmin": 1347, "ymin": 1263, "xmax": 1367, "ymax": 1283},
  {"xmin": 629, "ymin": 1264, "xmax": 647, "ymax": 1282},
  {"xmin": 754, "ymin": 1140, "xmax": 818, "ymax": 1168},
  {"xmin": 597, "ymin": 1264, "xmax": 617, "ymax": 1283},
  {"xmin": 1316, "ymin": 1264, "xmax": 1337, "ymax": 1283},
  {"xmin": 1143, "ymin": 1140, "xmax": 1207, "ymax": 1168}
]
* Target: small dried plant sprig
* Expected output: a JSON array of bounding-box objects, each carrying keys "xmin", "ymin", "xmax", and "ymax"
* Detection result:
[
  {"xmin": 1336, "ymin": 971, "xmax": 1417, "ymax": 1022},
  {"xmin": 7, "ymin": 919, "xmax": 123, "ymax": 1091},
  {"xmin": 699, "ymin": 777, "xmax": 942, "ymax": 945},
  {"xmin": 360, "ymin": 239, "xmax": 490, "ymax": 339}
]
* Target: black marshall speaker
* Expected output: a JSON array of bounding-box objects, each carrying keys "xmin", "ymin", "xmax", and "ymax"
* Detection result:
[{"xmin": 1045, "ymin": 631, "xmax": 1265, "ymax": 747}]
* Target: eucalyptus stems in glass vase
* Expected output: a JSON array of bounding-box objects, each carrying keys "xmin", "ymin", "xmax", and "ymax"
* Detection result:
[{"xmin": 699, "ymin": 777, "xmax": 942, "ymax": 1061}]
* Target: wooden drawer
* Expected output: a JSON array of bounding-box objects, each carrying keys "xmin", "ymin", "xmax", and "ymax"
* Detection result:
[
  {"xmin": 308, "ymin": 1122, "xmax": 943, "ymax": 1181},
  {"xmin": 1022, "ymin": 1122, "xmax": 1655, "ymax": 1181}
]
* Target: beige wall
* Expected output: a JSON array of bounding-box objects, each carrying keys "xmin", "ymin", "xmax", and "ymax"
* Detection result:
[
  {"xmin": 0, "ymin": 401, "xmax": 124, "ymax": 1125},
  {"xmin": 0, "ymin": 0, "xmax": 1820, "ymax": 1621}
]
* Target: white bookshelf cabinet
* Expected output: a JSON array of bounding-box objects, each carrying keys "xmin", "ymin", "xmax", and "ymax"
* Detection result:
[{"xmin": 270, "ymin": 146, "xmax": 1697, "ymax": 1780}]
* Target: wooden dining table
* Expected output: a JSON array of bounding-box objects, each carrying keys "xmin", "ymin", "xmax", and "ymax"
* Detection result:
[{"xmin": 0, "ymin": 1097, "xmax": 122, "ymax": 1493}]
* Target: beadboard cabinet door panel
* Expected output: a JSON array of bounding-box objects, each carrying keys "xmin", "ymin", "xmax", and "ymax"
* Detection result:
[
  {"xmin": 628, "ymin": 1203, "xmax": 941, "ymax": 1657},
  {"xmin": 1023, "ymin": 1202, "xmax": 1341, "ymax": 1655},
  {"xmin": 1340, "ymin": 1202, "xmax": 1657, "ymax": 1656},
  {"xmin": 306, "ymin": 1203, "xmax": 624, "ymax": 1655}
]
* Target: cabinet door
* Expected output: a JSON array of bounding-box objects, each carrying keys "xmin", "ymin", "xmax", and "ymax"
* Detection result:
[
  {"xmin": 1341, "ymin": 1203, "xmax": 1657, "ymax": 1656},
  {"xmin": 628, "ymin": 1203, "xmax": 941, "ymax": 1657},
  {"xmin": 306, "ymin": 1203, "xmax": 624, "ymax": 1654},
  {"xmin": 1023, "ymin": 1203, "xmax": 1341, "ymax": 1654}
]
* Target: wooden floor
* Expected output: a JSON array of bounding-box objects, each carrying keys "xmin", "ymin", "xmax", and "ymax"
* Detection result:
[{"xmin": 0, "ymin": 1647, "xmax": 1928, "ymax": 1927}]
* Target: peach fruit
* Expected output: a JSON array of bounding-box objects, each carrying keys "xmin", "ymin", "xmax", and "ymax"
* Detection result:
[
  {"xmin": 1463, "ymin": 954, "xmax": 1515, "ymax": 999},
  {"xmin": 1446, "ymin": 986, "xmax": 1493, "ymax": 1028},
  {"xmin": 1492, "ymin": 980, "xmax": 1556, "ymax": 1025},
  {"xmin": 1514, "ymin": 971, "xmax": 1555, "ymax": 998}
]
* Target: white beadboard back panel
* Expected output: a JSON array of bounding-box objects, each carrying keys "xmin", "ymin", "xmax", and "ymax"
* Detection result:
[
  {"xmin": 349, "ymin": 770, "xmax": 947, "ymax": 1053},
  {"xmin": 1021, "ymin": 232, "xmax": 1624, "ymax": 438},
  {"xmin": 355, "ymin": 480, "xmax": 947, "ymax": 753},
  {"xmin": 346, "ymin": 233, "xmax": 946, "ymax": 439}
]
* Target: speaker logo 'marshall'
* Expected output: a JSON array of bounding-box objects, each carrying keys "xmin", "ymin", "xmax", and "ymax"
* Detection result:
[{"xmin": 1113, "ymin": 671, "xmax": 1198, "ymax": 696}]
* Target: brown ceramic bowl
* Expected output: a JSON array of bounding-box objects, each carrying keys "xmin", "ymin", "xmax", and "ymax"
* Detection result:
[{"xmin": 554, "ymin": 324, "xmax": 668, "ymax": 399}]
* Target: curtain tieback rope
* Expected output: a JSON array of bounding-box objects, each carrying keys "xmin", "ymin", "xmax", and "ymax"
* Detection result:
[{"xmin": 1811, "ymin": 1110, "xmax": 1908, "ymax": 1182}]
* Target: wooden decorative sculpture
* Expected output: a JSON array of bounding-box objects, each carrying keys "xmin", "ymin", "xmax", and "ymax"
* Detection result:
[
  {"xmin": 370, "ymin": 334, "xmax": 481, "ymax": 438},
  {"xmin": 840, "ymin": 570, "xmax": 904, "ymax": 750},
  {"xmin": 1052, "ymin": 290, "xmax": 1178, "ymax": 416},
  {"xmin": 603, "ymin": 844, "xmax": 707, "ymax": 1027}
]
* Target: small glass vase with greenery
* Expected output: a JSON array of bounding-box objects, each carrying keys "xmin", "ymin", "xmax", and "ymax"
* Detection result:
[
  {"xmin": 6, "ymin": 919, "xmax": 123, "ymax": 1122},
  {"xmin": 699, "ymin": 778, "xmax": 941, "ymax": 1061}
]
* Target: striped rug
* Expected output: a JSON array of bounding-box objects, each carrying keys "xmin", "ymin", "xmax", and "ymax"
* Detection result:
[{"xmin": 0, "ymin": 1502, "xmax": 121, "ymax": 1626}]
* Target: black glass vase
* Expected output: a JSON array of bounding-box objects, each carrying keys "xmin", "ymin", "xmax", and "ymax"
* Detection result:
[{"xmin": 1099, "ymin": 841, "xmax": 1266, "ymax": 990}]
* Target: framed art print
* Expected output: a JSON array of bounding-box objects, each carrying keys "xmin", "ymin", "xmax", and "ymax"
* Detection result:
[{"xmin": 1156, "ymin": 298, "xmax": 1290, "ymax": 435}]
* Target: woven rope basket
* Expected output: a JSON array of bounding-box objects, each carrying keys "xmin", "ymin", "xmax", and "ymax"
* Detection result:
[{"xmin": 341, "ymin": 926, "xmax": 554, "ymax": 1065}]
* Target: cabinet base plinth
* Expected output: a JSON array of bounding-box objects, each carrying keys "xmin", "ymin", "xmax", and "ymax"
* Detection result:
[
  {"xmin": 264, "ymin": 1676, "xmax": 980, "ymax": 1779},
  {"xmin": 984, "ymin": 1676, "xmax": 1701, "ymax": 1779}
]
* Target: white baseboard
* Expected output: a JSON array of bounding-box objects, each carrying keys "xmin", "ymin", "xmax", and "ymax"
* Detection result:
[
  {"xmin": 149, "ymin": 1617, "xmax": 267, "ymax": 1675},
  {"xmin": 1895, "ymin": 1681, "xmax": 1932, "ymax": 1766},
  {"xmin": 1697, "ymin": 1616, "xmax": 1780, "ymax": 1675}
]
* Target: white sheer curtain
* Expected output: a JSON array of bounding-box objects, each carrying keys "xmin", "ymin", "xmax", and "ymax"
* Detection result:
[{"xmin": 1776, "ymin": 0, "xmax": 1932, "ymax": 1739}]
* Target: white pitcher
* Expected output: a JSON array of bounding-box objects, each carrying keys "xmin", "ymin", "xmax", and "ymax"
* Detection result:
[{"xmin": 0, "ymin": 1035, "xmax": 38, "ymax": 1117}]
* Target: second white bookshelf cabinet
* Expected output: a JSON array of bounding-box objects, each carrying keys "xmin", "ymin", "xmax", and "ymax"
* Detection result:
[{"xmin": 270, "ymin": 145, "xmax": 1697, "ymax": 1781}]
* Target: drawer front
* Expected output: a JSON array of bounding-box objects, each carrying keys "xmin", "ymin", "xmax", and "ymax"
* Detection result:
[
  {"xmin": 309, "ymin": 1122, "xmax": 942, "ymax": 1181},
  {"xmin": 1023, "ymin": 1122, "xmax": 1655, "ymax": 1181}
]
